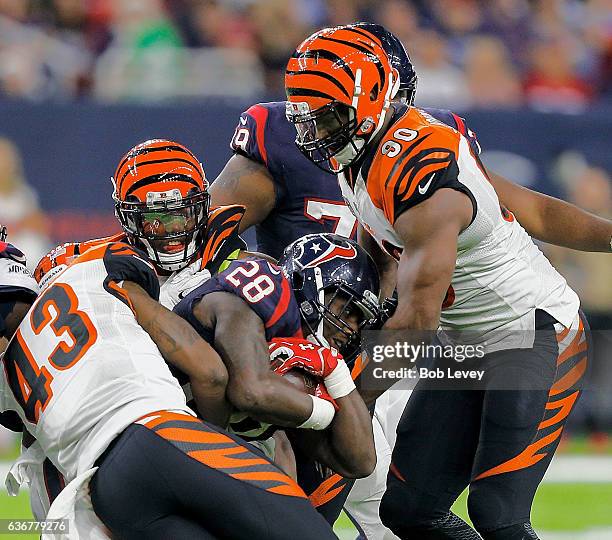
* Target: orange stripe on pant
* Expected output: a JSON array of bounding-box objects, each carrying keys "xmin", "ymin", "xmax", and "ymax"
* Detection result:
[
  {"xmin": 308, "ymin": 474, "xmax": 348, "ymax": 508},
  {"xmin": 138, "ymin": 410, "xmax": 307, "ymax": 499},
  {"xmin": 474, "ymin": 313, "xmax": 587, "ymax": 481}
]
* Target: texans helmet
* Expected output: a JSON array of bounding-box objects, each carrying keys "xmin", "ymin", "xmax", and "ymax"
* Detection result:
[{"xmin": 279, "ymin": 233, "xmax": 380, "ymax": 363}]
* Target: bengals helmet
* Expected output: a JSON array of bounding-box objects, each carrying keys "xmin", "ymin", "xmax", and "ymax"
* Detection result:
[
  {"xmin": 34, "ymin": 243, "xmax": 80, "ymax": 290},
  {"xmin": 112, "ymin": 139, "xmax": 210, "ymax": 272},
  {"xmin": 285, "ymin": 25, "xmax": 399, "ymax": 172}
]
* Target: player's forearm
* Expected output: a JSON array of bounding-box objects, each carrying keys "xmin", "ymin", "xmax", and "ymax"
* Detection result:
[
  {"xmin": 124, "ymin": 281, "xmax": 231, "ymax": 426},
  {"xmin": 290, "ymin": 390, "xmax": 375, "ymax": 478},
  {"xmin": 232, "ymin": 371, "xmax": 320, "ymax": 427},
  {"xmin": 384, "ymin": 254, "xmax": 443, "ymax": 332},
  {"xmin": 325, "ymin": 390, "xmax": 376, "ymax": 478},
  {"xmin": 537, "ymin": 196, "xmax": 612, "ymax": 251},
  {"xmin": 358, "ymin": 225, "xmax": 397, "ymax": 298},
  {"xmin": 489, "ymin": 170, "xmax": 612, "ymax": 252},
  {"xmin": 210, "ymin": 308, "xmax": 318, "ymax": 427}
]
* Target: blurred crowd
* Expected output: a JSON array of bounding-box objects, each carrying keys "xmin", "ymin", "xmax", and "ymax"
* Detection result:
[{"xmin": 0, "ymin": 0, "xmax": 611, "ymax": 109}]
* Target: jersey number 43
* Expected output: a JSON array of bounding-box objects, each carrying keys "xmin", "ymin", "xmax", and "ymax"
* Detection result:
[{"xmin": 4, "ymin": 283, "xmax": 97, "ymax": 423}]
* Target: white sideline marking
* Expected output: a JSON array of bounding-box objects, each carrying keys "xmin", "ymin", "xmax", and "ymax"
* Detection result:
[
  {"xmin": 545, "ymin": 456, "xmax": 612, "ymax": 483},
  {"xmin": 2, "ymin": 456, "xmax": 610, "ymax": 490}
]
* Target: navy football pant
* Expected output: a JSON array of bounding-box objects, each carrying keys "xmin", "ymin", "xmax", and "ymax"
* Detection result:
[
  {"xmin": 380, "ymin": 311, "xmax": 589, "ymax": 539},
  {"xmin": 90, "ymin": 411, "xmax": 336, "ymax": 540},
  {"xmin": 293, "ymin": 444, "xmax": 354, "ymax": 525}
]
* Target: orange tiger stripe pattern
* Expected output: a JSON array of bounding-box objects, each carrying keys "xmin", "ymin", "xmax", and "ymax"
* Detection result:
[
  {"xmin": 138, "ymin": 411, "xmax": 307, "ymax": 499},
  {"xmin": 308, "ymin": 473, "xmax": 349, "ymax": 508},
  {"xmin": 475, "ymin": 313, "xmax": 588, "ymax": 480},
  {"xmin": 113, "ymin": 139, "xmax": 207, "ymax": 203},
  {"xmin": 286, "ymin": 26, "xmax": 387, "ymax": 111},
  {"xmin": 367, "ymin": 108, "xmax": 461, "ymax": 225}
]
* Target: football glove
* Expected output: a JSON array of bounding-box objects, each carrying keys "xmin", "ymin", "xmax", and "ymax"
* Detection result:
[{"xmin": 159, "ymin": 259, "xmax": 211, "ymax": 310}]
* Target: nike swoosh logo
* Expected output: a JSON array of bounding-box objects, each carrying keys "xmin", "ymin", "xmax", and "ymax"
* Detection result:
[
  {"xmin": 418, "ymin": 174, "xmax": 435, "ymax": 195},
  {"xmin": 178, "ymin": 290, "xmax": 187, "ymax": 299}
]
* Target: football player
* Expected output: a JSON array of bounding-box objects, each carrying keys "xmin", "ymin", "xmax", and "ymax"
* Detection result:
[
  {"xmin": 285, "ymin": 25, "xmax": 607, "ymax": 540},
  {"xmin": 31, "ymin": 143, "xmax": 375, "ymax": 516},
  {"xmin": 0, "ymin": 228, "xmax": 38, "ymax": 428},
  {"xmin": 1, "ymin": 240, "xmax": 336, "ymax": 539},
  {"xmin": 173, "ymin": 233, "xmax": 379, "ymax": 478},
  {"xmin": 37, "ymin": 139, "xmax": 340, "ymax": 431},
  {"xmin": 210, "ymin": 22, "xmax": 612, "ymax": 538}
]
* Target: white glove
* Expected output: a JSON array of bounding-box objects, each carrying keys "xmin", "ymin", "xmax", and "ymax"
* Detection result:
[{"xmin": 159, "ymin": 260, "xmax": 212, "ymax": 309}]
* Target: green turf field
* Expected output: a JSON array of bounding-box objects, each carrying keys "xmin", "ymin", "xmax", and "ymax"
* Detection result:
[
  {"xmin": 1, "ymin": 483, "xmax": 612, "ymax": 539},
  {"xmin": 331, "ymin": 483, "xmax": 612, "ymax": 538}
]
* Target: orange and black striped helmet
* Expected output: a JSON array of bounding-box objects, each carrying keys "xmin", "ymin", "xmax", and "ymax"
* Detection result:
[
  {"xmin": 285, "ymin": 25, "xmax": 399, "ymax": 172},
  {"xmin": 112, "ymin": 139, "xmax": 210, "ymax": 272},
  {"xmin": 34, "ymin": 242, "xmax": 80, "ymax": 290}
]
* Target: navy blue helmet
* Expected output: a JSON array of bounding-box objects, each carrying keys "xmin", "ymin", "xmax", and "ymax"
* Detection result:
[
  {"xmin": 354, "ymin": 22, "xmax": 418, "ymax": 106},
  {"xmin": 279, "ymin": 233, "xmax": 380, "ymax": 363}
]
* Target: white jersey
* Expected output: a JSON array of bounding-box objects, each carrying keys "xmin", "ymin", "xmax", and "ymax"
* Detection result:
[
  {"xmin": 0, "ymin": 242, "xmax": 192, "ymax": 482},
  {"xmin": 339, "ymin": 106, "xmax": 579, "ymax": 351}
]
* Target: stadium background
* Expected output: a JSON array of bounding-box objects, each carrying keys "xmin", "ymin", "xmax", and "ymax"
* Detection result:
[{"xmin": 0, "ymin": 0, "xmax": 610, "ymax": 538}]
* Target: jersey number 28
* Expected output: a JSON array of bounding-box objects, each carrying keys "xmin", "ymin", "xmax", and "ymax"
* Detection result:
[{"xmin": 226, "ymin": 261, "xmax": 276, "ymax": 303}]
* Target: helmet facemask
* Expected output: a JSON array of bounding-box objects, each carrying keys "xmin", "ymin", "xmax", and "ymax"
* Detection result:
[
  {"xmin": 298, "ymin": 267, "xmax": 380, "ymax": 365},
  {"xmin": 114, "ymin": 185, "xmax": 209, "ymax": 272},
  {"xmin": 287, "ymin": 100, "xmax": 370, "ymax": 173},
  {"xmin": 287, "ymin": 68, "xmax": 400, "ymax": 174}
]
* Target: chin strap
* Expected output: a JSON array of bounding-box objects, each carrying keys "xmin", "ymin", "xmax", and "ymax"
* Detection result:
[{"xmin": 313, "ymin": 267, "xmax": 327, "ymax": 343}]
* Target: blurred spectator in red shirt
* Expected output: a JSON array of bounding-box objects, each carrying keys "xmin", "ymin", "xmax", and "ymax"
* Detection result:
[{"xmin": 524, "ymin": 35, "xmax": 594, "ymax": 113}]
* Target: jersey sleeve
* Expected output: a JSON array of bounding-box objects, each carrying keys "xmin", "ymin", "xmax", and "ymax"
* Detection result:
[
  {"xmin": 0, "ymin": 258, "xmax": 39, "ymax": 302},
  {"xmin": 374, "ymin": 127, "xmax": 476, "ymax": 224},
  {"xmin": 101, "ymin": 242, "xmax": 160, "ymax": 301},
  {"xmin": 174, "ymin": 258, "xmax": 302, "ymax": 342},
  {"xmin": 449, "ymin": 112, "xmax": 481, "ymax": 156},
  {"xmin": 230, "ymin": 104, "xmax": 270, "ymax": 166},
  {"xmin": 421, "ymin": 107, "xmax": 481, "ymax": 157}
]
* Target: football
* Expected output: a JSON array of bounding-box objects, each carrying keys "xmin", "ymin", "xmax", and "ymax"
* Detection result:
[{"xmin": 283, "ymin": 368, "xmax": 319, "ymax": 395}]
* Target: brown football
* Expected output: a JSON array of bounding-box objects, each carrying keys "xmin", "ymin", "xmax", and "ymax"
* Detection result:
[{"xmin": 283, "ymin": 368, "xmax": 319, "ymax": 395}]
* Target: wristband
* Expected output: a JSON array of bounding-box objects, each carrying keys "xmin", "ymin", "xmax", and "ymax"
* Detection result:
[
  {"xmin": 298, "ymin": 395, "xmax": 335, "ymax": 430},
  {"xmin": 324, "ymin": 360, "xmax": 356, "ymax": 399}
]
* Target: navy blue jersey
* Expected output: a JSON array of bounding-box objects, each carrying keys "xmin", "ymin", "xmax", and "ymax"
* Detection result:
[
  {"xmin": 229, "ymin": 101, "xmax": 481, "ymax": 259},
  {"xmin": 174, "ymin": 257, "xmax": 302, "ymax": 345}
]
